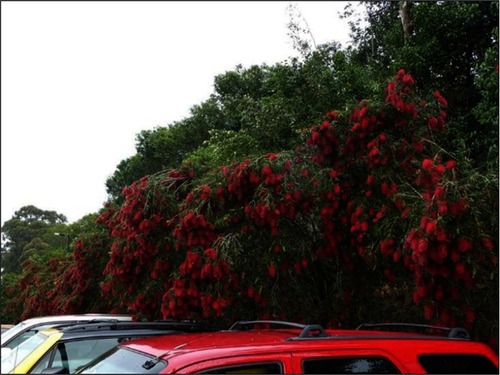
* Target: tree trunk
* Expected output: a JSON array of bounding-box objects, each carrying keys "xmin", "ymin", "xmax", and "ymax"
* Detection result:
[{"xmin": 399, "ymin": 1, "xmax": 414, "ymax": 44}]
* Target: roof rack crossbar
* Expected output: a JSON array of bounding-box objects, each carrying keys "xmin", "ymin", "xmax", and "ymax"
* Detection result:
[
  {"xmin": 356, "ymin": 323, "xmax": 470, "ymax": 339},
  {"xmin": 229, "ymin": 320, "xmax": 307, "ymax": 331}
]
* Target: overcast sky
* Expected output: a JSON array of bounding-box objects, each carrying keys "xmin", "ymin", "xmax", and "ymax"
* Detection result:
[{"xmin": 1, "ymin": 1, "xmax": 360, "ymax": 226}]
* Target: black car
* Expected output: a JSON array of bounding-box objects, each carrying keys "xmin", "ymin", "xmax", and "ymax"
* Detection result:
[{"xmin": 5, "ymin": 320, "xmax": 216, "ymax": 374}]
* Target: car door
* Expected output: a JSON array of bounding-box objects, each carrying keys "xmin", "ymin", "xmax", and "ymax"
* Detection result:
[{"xmin": 290, "ymin": 348, "xmax": 408, "ymax": 374}]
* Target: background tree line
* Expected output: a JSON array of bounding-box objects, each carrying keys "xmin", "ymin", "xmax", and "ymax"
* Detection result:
[{"xmin": 1, "ymin": 1, "xmax": 498, "ymax": 350}]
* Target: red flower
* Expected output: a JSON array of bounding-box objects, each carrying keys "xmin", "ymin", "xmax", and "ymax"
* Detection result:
[
  {"xmin": 203, "ymin": 248, "xmax": 217, "ymax": 260},
  {"xmin": 422, "ymin": 159, "xmax": 433, "ymax": 170},
  {"xmin": 445, "ymin": 160, "xmax": 457, "ymax": 169},
  {"xmin": 262, "ymin": 165, "xmax": 272, "ymax": 176},
  {"xmin": 268, "ymin": 265, "xmax": 277, "ymax": 278},
  {"xmin": 329, "ymin": 169, "xmax": 339, "ymax": 179},
  {"xmin": 455, "ymin": 262, "xmax": 466, "ymax": 275},
  {"xmin": 433, "ymin": 90, "xmax": 448, "ymax": 106},
  {"xmin": 457, "ymin": 237, "xmax": 472, "ymax": 253},
  {"xmin": 417, "ymin": 238, "xmax": 429, "ymax": 253},
  {"xmin": 402, "ymin": 74, "xmax": 414, "ymax": 85},
  {"xmin": 481, "ymin": 237, "xmax": 495, "ymax": 251},
  {"xmin": 247, "ymin": 286, "xmax": 255, "ymax": 298},
  {"xmin": 435, "ymin": 164, "xmax": 446, "ymax": 174},
  {"xmin": 425, "ymin": 221, "xmax": 437, "ymax": 235}
]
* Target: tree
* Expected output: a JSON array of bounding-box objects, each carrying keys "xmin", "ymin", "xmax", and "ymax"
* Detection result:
[
  {"xmin": 347, "ymin": 1, "xmax": 499, "ymax": 170},
  {"xmin": 1, "ymin": 205, "xmax": 67, "ymax": 274},
  {"xmin": 89, "ymin": 72, "xmax": 497, "ymax": 346}
]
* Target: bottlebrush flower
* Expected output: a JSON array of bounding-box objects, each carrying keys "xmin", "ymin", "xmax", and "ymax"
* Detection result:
[
  {"xmin": 422, "ymin": 159, "xmax": 433, "ymax": 169},
  {"xmin": 445, "ymin": 160, "xmax": 457, "ymax": 169},
  {"xmin": 262, "ymin": 165, "xmax": 272, "ymax": 176},
  {"xmin": 457, "ymin": 237, "xmax": 473, "ymax": 253},
  {"xmin": 268, "ymin": 264, "xmax": 277, "ymax": 278},
  {"xmin": 481, "ymin": 237, "xmax": 495, "ymax": 251},
  {"xmin": 433, "ymin": 90, "xmax": 448, "ymax": 106},
  {"xmin": 425, "ymin": 221, "xmax": 437, "ymax": 235}
]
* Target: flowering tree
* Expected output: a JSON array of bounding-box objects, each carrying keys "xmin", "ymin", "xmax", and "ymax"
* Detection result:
[
  {"xmin": 3, "ymin": 70, "xmax": 496, "ymax": 349},
  {"xmin": 92, "ymin": 70, "xmax": 497, "ymax": 342}
]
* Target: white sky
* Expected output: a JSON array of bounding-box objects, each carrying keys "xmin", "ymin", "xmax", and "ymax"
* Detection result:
[{"xmin": 1, "ymin": 1, "xmax": 360, "ymax": 226}]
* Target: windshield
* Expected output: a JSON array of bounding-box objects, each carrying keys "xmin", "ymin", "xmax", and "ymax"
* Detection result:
[
  {"xmin": 78, "ymin": 346, "xmax": 166, "ymax": 374},
  {"xmin": 0, "ymin": 331, "xmax": 47, "ymax": 373}
]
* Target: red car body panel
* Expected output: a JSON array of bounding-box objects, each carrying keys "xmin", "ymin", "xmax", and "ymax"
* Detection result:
[{"xmin": 119, "ymin": 329, "xmax": 498, "ymax": 374}]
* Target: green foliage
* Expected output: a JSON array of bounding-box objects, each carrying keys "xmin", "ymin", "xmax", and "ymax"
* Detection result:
[
  {"xmin": 472, "ymin": 14, "xmax": 499, "ymax": 173},
  {"xmin": 106, "ymin": 98, "xmax": 226, "ymax": 201},
  {"xmin": 1, "ymin": 205, "xmax": 67, "ymax": 274},
  {"xmin": 348, "ymin": 1, "xmax": 499, "ymax": 169},
  {"xmin": 0, "ymin": 272, "xmax": 21, "ymax": 323}
]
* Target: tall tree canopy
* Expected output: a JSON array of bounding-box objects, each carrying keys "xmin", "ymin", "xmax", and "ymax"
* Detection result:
[{"xmin": 1, "ymin": 205, "xmax": 67, "ymax": 274}]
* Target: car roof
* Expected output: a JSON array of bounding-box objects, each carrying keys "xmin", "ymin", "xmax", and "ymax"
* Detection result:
[
  {"xmin": 1, "ymin": 314, "xmax": 132, "ymax": 345},
  {"xmin": 14, "ymin": 314, "xmax": 132, "ymax": 325},
  {"xmin": 121, "ymin": 327, "xmax": 476, "ymax": 357}
]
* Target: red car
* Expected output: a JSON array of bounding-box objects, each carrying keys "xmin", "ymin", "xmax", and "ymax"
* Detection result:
[{"xmin": 77, "ymin": 321, "xmax": 499, "ymax": 374}]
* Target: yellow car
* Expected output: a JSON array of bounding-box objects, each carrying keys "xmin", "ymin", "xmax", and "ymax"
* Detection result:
[{"xmin": 0, "ymin": 320, "xmax": 214, "ymax": 374}]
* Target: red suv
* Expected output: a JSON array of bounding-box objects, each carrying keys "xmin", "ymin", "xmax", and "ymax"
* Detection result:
[{"xmin": 77, "ymin": 320, "xmax": 499, "ymax": 374}]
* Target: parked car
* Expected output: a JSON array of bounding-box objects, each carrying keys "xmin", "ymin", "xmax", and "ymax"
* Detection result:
[
  {"xmin": 1, "ymin": 314, "xmax": 132, "ymax": 350},
  {"xmin": 77, "ymin": 320, "xmax": 499, "ymax": 374},
  {"xmin": 1, "ymin": 325, "xmax": 15, "ymax": 334},
  {"xmin": 1, "ymin": 320, "xmax": 217, "ymax": 374}
]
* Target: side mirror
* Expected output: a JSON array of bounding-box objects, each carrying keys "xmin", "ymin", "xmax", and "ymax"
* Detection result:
[{"xmin": 40, "ymin": 367, "xmax": 68, "ymax": 374}]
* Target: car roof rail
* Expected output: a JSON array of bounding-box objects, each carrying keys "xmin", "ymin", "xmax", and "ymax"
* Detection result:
[
  {"xmin": 54, "ymin": 320, "xmax": 215, "ymax": 333},
  {"xmin": 356, "ymin": 323, "xmax": 471, "ymax": 339},
  {"xmin": 228, "ymin": 320, "xmax": 307, "ymax": 331},
  {"xmin": 49, "ymin": 319, "xmax": 124, "ymax": 330},
  {"xmin": 228, "ymin": 320, "xmax": 328, "ymax": 339}
]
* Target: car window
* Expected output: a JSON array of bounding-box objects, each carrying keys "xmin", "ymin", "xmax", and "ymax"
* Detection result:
[
  {"xmin": 0, "ymin": 333, "xmax": 47, "ymax": 374},
  {"xmin": 78, "ymin": 346, "xmax": 166, "ymax": 374},
  {"xmin": 47, "ymin": 338, "xmax": 122, "ymax": 373},
  {"xmin": 418, "ymin": 354, "xmax": 498, "ymax": 374},
  {"xmin": 200, "ymin": 362, "xmax": 283, "ymax": 374},
  {"xmin": 302, "ymin": 356, "xmax": 401, "ymax": 374},
  {"xmin": 28, "ymin": 351, "xmax": 52, "ymax": 374}
]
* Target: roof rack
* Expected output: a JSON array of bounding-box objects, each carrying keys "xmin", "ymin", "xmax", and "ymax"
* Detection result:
[
  {"xmin": 229, "ymin": 320, "xmax": 307, "ymax": 331},
  {"xmin": 53, "ymin": 320, "xmax": 215, "ymax": 333},
  {"xmin": 229, "ymin": 320, "xmax": 328, "ymax": 338},
  {"xmin": 356, "ymin": 323, "xmax": 470, "ymax": 339}
]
